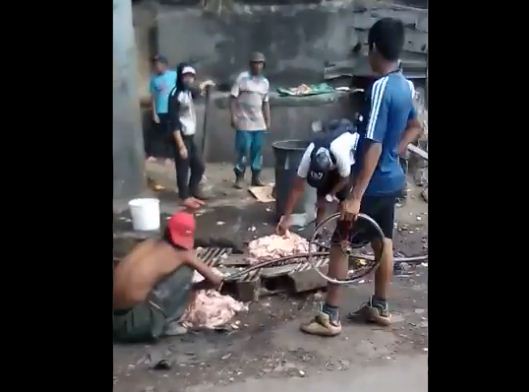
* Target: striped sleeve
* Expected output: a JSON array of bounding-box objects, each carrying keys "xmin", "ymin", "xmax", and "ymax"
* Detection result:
[
  {"xmin": 366, "ymin": 76, "xmax": 390, "ymax": 143},
  {"xmin": 407, "ymin": 79, "xmax": 417, "ymax": 121}
]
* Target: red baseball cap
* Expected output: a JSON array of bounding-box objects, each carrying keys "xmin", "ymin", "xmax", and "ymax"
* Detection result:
[{"xmin": 167, "ymin": 211, "xmax": 195, "ymax": 250}]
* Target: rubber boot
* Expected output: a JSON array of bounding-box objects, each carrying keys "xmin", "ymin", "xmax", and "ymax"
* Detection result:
[
  {"xmin": 251, "ymin": 171, "xmax": 265, "ymax": 187},
  {"xmin": 234, "ymin": 169, "xmax": 244, "ymax": 189}
]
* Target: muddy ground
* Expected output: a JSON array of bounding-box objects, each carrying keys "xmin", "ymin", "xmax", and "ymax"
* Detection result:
[{"xmin": 113, "ymin": 162, "xmax": 428, "ymax": 392}]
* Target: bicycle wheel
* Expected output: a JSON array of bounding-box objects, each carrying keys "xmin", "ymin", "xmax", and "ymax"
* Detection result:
[{"xmin": 308, "ymin": 212, "xmax": 385, "ymax": 284}]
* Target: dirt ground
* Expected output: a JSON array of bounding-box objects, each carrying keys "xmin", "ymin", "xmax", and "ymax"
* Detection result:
[{"xmin": 113, "ymin": 162, "xmax": 428, "ymax": 392}]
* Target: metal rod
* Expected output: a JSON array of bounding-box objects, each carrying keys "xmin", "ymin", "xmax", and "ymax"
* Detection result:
[
  {"xmin": 407, "ymin": 144, "xmax": 428, "ymax": 160},
  {"xmin": 201, "ymin": 86, "xmax": 211, "ymax": 157}
]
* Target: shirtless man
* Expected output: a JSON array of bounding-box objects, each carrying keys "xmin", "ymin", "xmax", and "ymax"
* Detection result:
[{"xmin": 113, "ymin": 211, "xmax": 223, "ymax": 342}]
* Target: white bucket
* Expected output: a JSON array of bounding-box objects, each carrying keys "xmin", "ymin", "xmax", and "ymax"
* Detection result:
[{"xmin": 128, "ymin": 198, "xmax": 160, "ymax": 231}]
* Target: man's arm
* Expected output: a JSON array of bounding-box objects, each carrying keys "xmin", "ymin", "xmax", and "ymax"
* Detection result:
[
  {"xmin": 350, "ymin": 142, "xmax": 382, "ymax": 201},
  {"xmin": 284, "ymin": 142, "xmax": 314, "ymax": 215},
  {"xmin": 150, "ymin": 78, "xmax": 159, "ymax": 123},
  {"xmin": 346, "ymin": 78, "xmax": 389, "ymax": 209},
  {"xmin": 283, "ymin": 176, "xmax": 306, "ymax": 216},
  {"xmin": 185, "ymin": 252, "xmax": 223, "ymax": 289},
  {"xmin": 167, "ymin": 89, "xmax": 187, "ymax": 157},
  {"xmin": 276, "ymin": 144, "xmax": 313, "ymax": 234},
  {"xmin": 229, "ymin": 76, "xmax": 242, "ymax": 128},
  {"xmin": 398, "ymin": 118, "xmax": 423, "ymax": 156},
  {"xmin": 229, "ymin": 97, "xmax": 238, "ymax": 129},
  {"xmin": 262, "ymin": 88, "xmax": 271, "ymax": 129}
]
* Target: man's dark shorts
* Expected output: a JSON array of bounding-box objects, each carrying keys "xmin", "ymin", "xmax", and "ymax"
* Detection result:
[{"xmin": 331, "ymin": 193, "xmax": 399, "ymax": 246}]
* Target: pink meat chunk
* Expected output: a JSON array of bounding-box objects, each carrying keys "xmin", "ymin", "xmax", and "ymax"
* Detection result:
[
  {"xmin": 247, "ymin": 232, "xmax": 312, "ymax": 265},
  {"xmin": 180, "ymin": 290, "xmax": 247, "ymax": 329},
  {"xmin": 180, "ymin": 270, "xmax": 247, "ymax": 329}
]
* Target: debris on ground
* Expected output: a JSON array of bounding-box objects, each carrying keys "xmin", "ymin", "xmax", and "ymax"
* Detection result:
[
  {"xmin": 152, "ymin": 359, "xmax": 172, "ymax": 370},
  {"xmin": 248, "ymin": 185, "xmax": 275, "ymax": 203},
  {"xmin": 147, "ymin": 177, "xmax": 166, "ymax": 192},
  {"xmin": 247, "ymin": 232, "xmax": 313, "ymax": 265}
]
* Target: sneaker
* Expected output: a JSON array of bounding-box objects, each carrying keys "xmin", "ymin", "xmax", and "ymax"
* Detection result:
[
  {"xmin": 300, "ymin": 311, "xmax": 342, "ymax": 336},
  {"xmin": 348, "ymin": 299, "xmax": 392, "ymax": 326}
]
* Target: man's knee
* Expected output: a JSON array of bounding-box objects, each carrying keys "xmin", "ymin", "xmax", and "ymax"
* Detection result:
[{"xmin": 372, "ymin": 238, "xmax": 393, "ymax": 257}]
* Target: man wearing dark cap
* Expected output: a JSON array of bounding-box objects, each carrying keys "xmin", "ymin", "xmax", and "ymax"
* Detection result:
[
  {"xmin": 276, "ymin": 119, "xmax": 360, "ymax": 234},
  {"xmin": 230, "ymin": 52, "xmax": 271, "ymax": 188},
  {"xmin": 148, "ymin": 55, "xmax": 177, "ymax": 161},
  {"xmin": 113, "ymin": 211, "xmax": 223, "ymax": 342}
]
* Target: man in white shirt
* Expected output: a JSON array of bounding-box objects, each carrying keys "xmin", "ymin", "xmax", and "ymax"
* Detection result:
[
  {"xmin": 168, "ymin": 63, "xmax": 214, "ymax": 208},
  {"xmin": 230, "ymin": 52, "xmax": 271, "ymax": 188},
  {"xmin": 276, "ymin": 119, "xmax": 359, "ymax": 233}
]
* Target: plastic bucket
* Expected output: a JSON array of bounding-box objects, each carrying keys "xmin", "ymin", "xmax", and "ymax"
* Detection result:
[{"xmin": 128, "ymin": 198, "xmax": 160, "ymax": 231}]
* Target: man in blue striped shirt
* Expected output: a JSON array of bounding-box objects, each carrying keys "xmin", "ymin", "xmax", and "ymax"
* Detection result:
[{"xmin": 301, "ymin": 18, "xmax": 424, "ymax": 336}]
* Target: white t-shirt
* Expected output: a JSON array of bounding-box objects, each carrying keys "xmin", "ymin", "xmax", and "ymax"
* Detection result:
[
  {"xmin": 176, "ymin": 90, "xmax": 196, "ymax": 136},
  {"xmin": 230, "ymin": 71, "xmax": 270, "ymax": 131},
  {"xmin": 297, "ymin": 132, "xmax": 360, "ymax": 178}
]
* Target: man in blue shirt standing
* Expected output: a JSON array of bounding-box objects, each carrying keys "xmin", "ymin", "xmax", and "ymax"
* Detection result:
[
  {"xmin": 149, "ymin": 55, "xmax": 177, "ymax": 161},
  {"xmin": 301, "ymin": 18, "xmax": 423, "ymax": 336}
]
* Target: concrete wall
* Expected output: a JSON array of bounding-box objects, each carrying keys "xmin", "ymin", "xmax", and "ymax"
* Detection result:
[
  {"xmin": 154, "ymin": 0, "xmax": 427, "ymax": 87},
  {"xmin": 114, "ymin": 0, "xmax": 146, "ymax": 198},
  {"xmin": 132, "ymin": 0, "xmax": 427, "ymax": 165},
  {"xmin": 195, "ymin": 91, "xmax": 353, "ymax": 166}
]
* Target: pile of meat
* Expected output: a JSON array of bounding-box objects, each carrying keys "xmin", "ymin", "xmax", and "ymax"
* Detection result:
[
  {"xmin": 179, "ymin": 271, "xmax": 247, "ymax": 329},
  {"xmin": 289, "ymin": 84, "xmax": 312, "ymax": 96},
  {"xmin": 247, "ymin": 232, "xmax": 312, "ymax": 265}
]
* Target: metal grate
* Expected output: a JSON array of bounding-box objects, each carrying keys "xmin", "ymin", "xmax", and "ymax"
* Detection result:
[
  {"xmin": 196, "ymin": 246, "xmax": 332, "ymax": 281},
  {"xmin": 290, "ymin": 245, "xmax": 329, "ymax": 273},
  {"xmin": 196, "ymin": 247, "xmax": 233, "ymax": 267}
]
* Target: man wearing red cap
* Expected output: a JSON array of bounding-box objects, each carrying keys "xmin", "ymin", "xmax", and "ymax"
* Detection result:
[{"xmin": 113, "ymin": 212, "xmax": 223, "ymax": 342}]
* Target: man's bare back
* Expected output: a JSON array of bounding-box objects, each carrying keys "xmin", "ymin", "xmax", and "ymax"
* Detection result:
[
  {"xmin": 113, "ymin": 239, "xmax": 189, "ymax": 310},
  {"xmin": 113, "ymin": 211, "xmax": 223, "ymax": 342}
]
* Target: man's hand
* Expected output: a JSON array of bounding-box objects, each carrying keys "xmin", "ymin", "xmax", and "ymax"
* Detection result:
[
  {"xmin": 340, "ymin": 198, "xmax": 361, "ymax": 222},
  {"xmin": 191, "ymin": 273, "xmax": 224, "ymax": 292},
  {"xmin": 276, "ymin": 215, "xmax": 292, "ymax": 236},
  {"xmin": 211, "ymin": 274, "xmax": 224, "ymax": 292},
  {"xmin": 199, "ymin": 80, "xmax": 216, "ymax": 92},
  {"xmin": 153, "ymin": 112, "xmax": 160, "ymax": 124},
  {"xmin": 230, "ymin": 116, "xmax": 237, "ymax": 129},
  {"xmin": 179, "ymin": 145, "xmax": 188, "ymax": 160}
]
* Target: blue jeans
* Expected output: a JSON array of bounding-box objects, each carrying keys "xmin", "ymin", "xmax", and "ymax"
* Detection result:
[{"xmin": 234, "ymin": 130, "xmax": 265, "ymax": 174}]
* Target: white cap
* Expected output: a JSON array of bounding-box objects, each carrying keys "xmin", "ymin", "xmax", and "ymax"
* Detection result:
[{"xmin": 182, "ymin": 66, "xmax": 196, "ymax": 75}]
